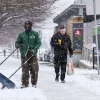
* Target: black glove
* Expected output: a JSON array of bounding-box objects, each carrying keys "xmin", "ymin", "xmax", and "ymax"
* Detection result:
[
  {"xmin": 56, "ymin": 43, "xmax": 62, "ymax": 47},
  {"xmin": 15, "ymin": 44, "xmax": 22, "ymax": 48},
  {"xmin": 28, "ymin": 48, "xmax": 36, "ymax": 56},
  {"xmin": 28, "ymin": 49, "xmax": 33, "ymax": 56}
]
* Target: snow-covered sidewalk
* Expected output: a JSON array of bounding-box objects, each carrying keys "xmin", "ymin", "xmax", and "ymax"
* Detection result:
[
  {"xmin": 0, "ymin": 56, "xmax": 100, "ymax": 100},
  {"xmin": 38, "ymin": 65, "xmax": 100, "ymax": 100},
  {"xmin": 0, "ymin": 88, "xmax": 48, "ymax": 100},
  {"xmin": 0, "ymin": 56, "xmax": 49, "ymax": 100}
]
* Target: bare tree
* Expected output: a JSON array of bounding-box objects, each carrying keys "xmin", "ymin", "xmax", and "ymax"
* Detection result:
[{"xmin": 0, "ymin": 0, "xmax": 57, "ymax": 45}]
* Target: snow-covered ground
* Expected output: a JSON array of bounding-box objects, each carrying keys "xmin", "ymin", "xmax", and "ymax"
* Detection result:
[
  {"xmin": 71, "ymin": 68, "xmax": 100, "ymax": 96},
  {"xmin": 0, "ymin": 88, "xmax": 48, "ymax": 100},
  {"xmin": 0, "ymin": 56, "xmax": 100, "ymax": 100},
  {"xmin": 0, "ymin": 56, "xmax": 49, "ymax": 100}
]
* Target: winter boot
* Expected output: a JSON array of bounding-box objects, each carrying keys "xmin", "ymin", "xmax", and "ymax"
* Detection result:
[
  {"xmin": 61, "ymin": 71, "xmax": 65, "ymax": 83},
  {"xmin": 21, "ymin": 85, "xmax": 28, "ymax": 89},
  {"xmin": 32, "ymin": 84, "xmax": 37, "ymax": 88},
  {"xmin": 55, "ymin": 74, "xmax": 59, "ymax": 82},
  {"xmin": 21, "ymin": 84, "xmax": 28, "ymax": 89},
  {"xmin": 61, "ymin": 79, "xmax": 65, "ymax": 83}
]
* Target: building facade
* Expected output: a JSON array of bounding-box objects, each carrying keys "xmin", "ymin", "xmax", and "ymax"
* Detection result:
[
  {"xmin": 74, "ymin": 0, "xmax": 86, "ymax": 4},
  {"xmin": 53, "ymin": 3, "xmax": 100, "ymax": 67}
]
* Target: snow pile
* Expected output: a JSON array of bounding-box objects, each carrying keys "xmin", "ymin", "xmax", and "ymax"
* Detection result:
[
  {"xmin": 80, "ymin": 60, "xmax": 93, "ymax": 66},
  {"xmin": 0, "ymin": 88, "xmax": 48, "ymax": 100},
  {"xmin": 0, "ymin": 57, "xmax": 49, "ymax": 100},
  {"xmin": 67, "ymin": 68, "xmax": 100, "ymax": 96}
]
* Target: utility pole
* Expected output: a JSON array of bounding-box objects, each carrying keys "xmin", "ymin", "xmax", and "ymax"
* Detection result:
[{"xmin": 93, "ymin": 0, "xmax": 100, "ymax": 74}]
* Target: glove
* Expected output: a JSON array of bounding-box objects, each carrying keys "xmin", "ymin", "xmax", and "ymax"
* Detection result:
[
  {"xmin": 28, "ymin": 48, "xmax": 37, "ymax": 56},
  {"xmin": 15, "ymin": 44, "xmax": 22, "ymax": 48},
  {"xmin": 28, "ymin": 49, "xmax": 34, "ymax": 56}
]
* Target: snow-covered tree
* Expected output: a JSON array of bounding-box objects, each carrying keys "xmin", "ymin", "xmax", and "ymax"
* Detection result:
[{"xmin": 0, "ymin": 0, "xmax": 57, "ymax": 45}]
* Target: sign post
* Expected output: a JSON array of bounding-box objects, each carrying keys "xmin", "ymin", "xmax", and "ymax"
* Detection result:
[
  {"xmin": 86, "ymin": 0, "xmax": 100, "ymax": 74},
  {"xmin": 93, "ymin": 0, "xmax": 100, "ymax": 74}
]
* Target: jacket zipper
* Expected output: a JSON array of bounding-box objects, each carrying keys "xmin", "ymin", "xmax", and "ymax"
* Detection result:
[{"xmin": 25, "ymin": 33, "xmax": 30, "ymax": 57}]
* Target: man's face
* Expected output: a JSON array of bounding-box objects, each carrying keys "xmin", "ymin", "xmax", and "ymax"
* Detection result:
[
  {"xmin": 59, "ymin": 28, "xmax": 66, "ymax": 35},
  {"xmin": 25, "ymin": 23, "xmax": 32, "ymax": 33},
  {"xmin": 25, "ymin": 24, "xmax": 31, "ymax": 28}
]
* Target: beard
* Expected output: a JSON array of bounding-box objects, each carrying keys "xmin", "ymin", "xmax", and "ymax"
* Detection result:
[{"xmin": 25, "ymin": 27, "xmax": 32, "ymax": 33}]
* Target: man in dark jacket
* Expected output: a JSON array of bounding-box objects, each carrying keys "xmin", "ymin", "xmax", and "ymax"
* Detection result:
[
  {"xmin": 15, "ymin": 21, "xmax": 41, "ymax": 88},
  {"xmin": 50, "ymin": 26, "xmax": 73, "ymax": 83}
]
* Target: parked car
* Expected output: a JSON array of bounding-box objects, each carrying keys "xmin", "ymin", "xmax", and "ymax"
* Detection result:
[
  {"xmin": 49, "ymin": 52, "xmax": 54, "ymax": 63},
  {"xmin": 38, "ymin": 48, "xmax": 46, "ymax": 61},
  {"xmin": 44, "ymin": 51, "xmax": 48, "ymax": 61},
  {"xmin": 44, "ymin": 50, "xmax": 54, "ymax": 63}
]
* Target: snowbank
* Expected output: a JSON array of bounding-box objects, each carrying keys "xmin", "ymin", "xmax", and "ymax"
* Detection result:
[
  {"xmin": 0, "ymin": 57, "xmax": 49, "ymax": 100},
  {"xmin": 67, "ymin": 68, "xmax": 100, "ymax": 96},
  {"xmin": 0, "ymin": 87, "xmax": 48, "ymax": 100}
]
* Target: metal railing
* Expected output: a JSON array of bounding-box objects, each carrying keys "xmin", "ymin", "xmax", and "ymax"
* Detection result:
[
  {"xmin": 83, "ymin": 46, "xmax": 93, "ymax": 64},
  {"xmin": 83, "ymin": 46, "xmax": 100, "ymax": 68}
]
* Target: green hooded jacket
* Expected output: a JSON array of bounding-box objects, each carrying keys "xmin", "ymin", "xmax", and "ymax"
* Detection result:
[{"xmin": 15, "ymin": 30, "xmax": 41, "ymax": 57}]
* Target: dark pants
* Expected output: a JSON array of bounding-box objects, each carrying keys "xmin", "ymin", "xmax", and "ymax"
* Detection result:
[
  {"xmin": 21, "ymin": 56, "xmax": 39, "ymax": 87},
  {"xmin": 54, "ymin": 62, "xmax": 66, "ymax": 80},
  {"xmin": 54, "ymin": 54, "xmax": 67, "ymax": 80}
]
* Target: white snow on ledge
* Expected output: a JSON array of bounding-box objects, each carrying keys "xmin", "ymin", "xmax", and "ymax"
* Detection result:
[
  {"xmin": 79, "ymin": 60, "xmax": 97, "ymax": 70},
  {"xmin": 0, "ymin": 87, "xmax": 48, "ymax": 100},
  {"xmin": 80, "ymin": 60, "xmax": 93, "ymax": 66}
]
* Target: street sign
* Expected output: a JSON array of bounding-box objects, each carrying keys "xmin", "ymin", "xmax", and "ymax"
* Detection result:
[{"xmin": 86, "ymin": 0, "xmax": 100, "ymax": 15}]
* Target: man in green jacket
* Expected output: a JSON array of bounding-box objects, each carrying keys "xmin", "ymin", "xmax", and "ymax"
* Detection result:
[{"xmin": 15, "ymin": 21, "xmax": 41, "ymax": 88}]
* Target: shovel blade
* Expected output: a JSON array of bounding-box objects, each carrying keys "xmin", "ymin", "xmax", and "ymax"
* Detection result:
[{"xmin": 0, "ymin": 73, "xmax": 15, "ymax": 89}]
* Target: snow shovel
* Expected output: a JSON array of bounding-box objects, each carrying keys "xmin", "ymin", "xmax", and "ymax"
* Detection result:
[
  {"xmin": 0, "ymin": 48, "xmax": 18, "ymax": 66},
  {"xmin": 0, "ymin": 55, "xmax": 33, "ymax": 89},
  {"xmin": 0, "ymin": 73, "xmax": 15, "ymax": 89}
]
